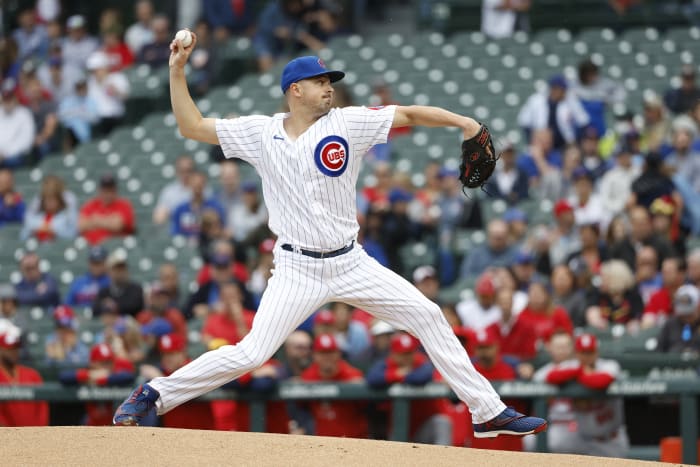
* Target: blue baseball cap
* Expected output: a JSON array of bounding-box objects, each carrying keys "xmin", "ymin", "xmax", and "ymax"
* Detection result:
[
  {"xmin": 514, "ymin": 249, "xmax": 535, "ymax": 265},
  {"xmin": 280, "ymin": 56, "xmax": 345, "ymax": 93},
  {"xmin": 141, "ymin": 317, "xmax": 173, "ymax": 337},
  {"xmin": 388, "ymin": 188, "xmax": 413, "ymax": 204},
  {"xmin": 548, "ymin": 74, "xmax": 568, "ymax": 89},
  {"xmin": 503, "ymin": 207, "xmax": 527, "ymax": 223}
]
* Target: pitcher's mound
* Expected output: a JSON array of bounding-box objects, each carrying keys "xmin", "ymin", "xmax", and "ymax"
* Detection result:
[{"xmin": 1, "ymin": 427, "xmax": 679, "ymax": 466}]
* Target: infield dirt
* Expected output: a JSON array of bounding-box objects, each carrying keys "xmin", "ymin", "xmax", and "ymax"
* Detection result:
[{"xmin": 0, "ymin": 427, "xmax": 688, "ymax": 466}]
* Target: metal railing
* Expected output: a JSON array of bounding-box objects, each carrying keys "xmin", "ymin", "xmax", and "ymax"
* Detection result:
[{"xmin": 0, "ymin": 378, "xmax": 697, "ymax": 463}]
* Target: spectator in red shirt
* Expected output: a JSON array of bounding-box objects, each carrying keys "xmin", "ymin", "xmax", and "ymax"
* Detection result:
[
  {"xmin": 139, "ymin": 334, "xmax": 216, "ymax": 429},
  {"xmin": 224, "ymin": 357, "xmax": 289, "ymax": 434},
  {"xmin": 0, "ymin": 330, "xmax": 49, "ymax": 427},
  {"xmin": 540, "ymin": 333, "xmax": 629, "ymax": 458},
  {"xmin": 642, "ymin": 256, "xmax": 686, "ymax": 329},
  {"xmin": 201, "ymin": 280, "xmax": 255, "ymax": 350},
  {"xmin": 137, "ymin": 281, "xmax": 187, "ymax": 340},
  {"xmin": 518, "ymin": 279, "xmax": 574, "ymax": 342},
  {"xmin": 100, "ymin": 28, "xmax": 134, "ymax": 72},
  {"xmin": 486, "ymin": 287, "xmax": 538, "ymax": 360},
  {"xmin": 78, "ymin": 173, "xmax": 135, "ymax": 245},
  {"xmin": 360, "ymin": 162, "xmax": 393, "ymax": 213},
  {"xmin": 59, "ymin": 343, "xmax": 136, "ymax": 425},
  {"xmin": 367, "ymin": 333, "xmax": 453, "ymax": 445},
  {"xmin": 298, "ymin": 334, "xmax": 367, "ymax": 438},
  {"xmin": 312, "ymin": 308, "xmax": 336, "ymax": 336},
  {"xmin": 464, "ymin": 328, "xmax": 528, "ymax": 451}
]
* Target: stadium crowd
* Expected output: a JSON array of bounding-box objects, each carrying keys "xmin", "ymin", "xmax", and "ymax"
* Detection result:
[{"xmin": 1, "ymin": 0, "xmax": 700, "ymax": 460}]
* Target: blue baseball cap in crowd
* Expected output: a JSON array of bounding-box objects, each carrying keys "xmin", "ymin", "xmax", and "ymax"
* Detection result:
[
  {"xmin": 241, "ymin": 181, "xmax": 258, "ymax": 193},
  {"xmin": 438, "ymin": 166, "xmax": 459, "ymax": 178},
  {"xmin": 503, "ymin": 207, "xmax": 527, "ymax": 223},
  {"xmin": 514, "ymin": 249, "xmax": 535, "ymax": 265},
  {"xmin": 572, "ymin": 166, "xmax": 593, "ymax": 181},
  {"xmin": 388, "ymin": 188, "xmax": 413, "ymax": 204},
  {"xmin": 141, "ymin": 317, "xmax": 173, "ymax": 338},
  {"xmin": 280, "ymin": 56, "xmax": 345, "ymax": 93},
  {"xmin": 548, "ymin": 74, "xmax": 568, "ymax": 89}
]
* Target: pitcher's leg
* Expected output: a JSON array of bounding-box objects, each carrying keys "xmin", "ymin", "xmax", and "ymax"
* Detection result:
[
  {"xmin": 148, "ymin": 269, "xmax": 330, "ymax": 414},
  {"xmin": 332, "ymin": 251, "xmax": 505, "ymax": 423}
]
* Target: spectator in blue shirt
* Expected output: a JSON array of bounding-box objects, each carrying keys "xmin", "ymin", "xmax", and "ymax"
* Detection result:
[
  {"xmin": 65, "ymin": 246, "xmax": 111, "ymax": 307},
  {"xmin": 14, "ymin": 253, "xmax": 60, "ymax": 308},
  {"xmin": 202, "ymin": 0, "xmax": 255, "ymax": 41},
  {"xmin": 253, "ymin": 0, "xmax": 338, "ymax": 72},
  {"xmin": 460, "ymin": 219, "xmax": 516, "ymax": 282},
  {"xmin": 171, "ymin": 170, "xmax": 226, "ymax": 238},
  {"xmin": 58, "ymin": 79, "xmax": 99, "ymax": 150},
  {"xmin": 0, "ymin": 169, "xmax": 25, "ymax": 228},
  {"xmin": 44, "ymin": 305, "xmax": 90, "ymax": 367},
  {"xmin": 12, "ymin": 9, "xmax": 49, "ymax": 62},
  {"xmin": 516, "ymin": 128, "xmax": 563, "ymax": 181}
]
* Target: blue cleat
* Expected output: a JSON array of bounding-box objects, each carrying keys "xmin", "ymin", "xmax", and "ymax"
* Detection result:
[
  {"xmin": 473, "ymin": 407, "xmax": 548, "ymax": 438},
  {"xmin": 113, "ymin": 384, "xmax": 160, "ymax": 426}
]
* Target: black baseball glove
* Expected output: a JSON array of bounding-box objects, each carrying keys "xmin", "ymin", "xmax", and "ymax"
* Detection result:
[{"xmin": 458, "ymin": 123, "xmax": 498, "ymax": 191}]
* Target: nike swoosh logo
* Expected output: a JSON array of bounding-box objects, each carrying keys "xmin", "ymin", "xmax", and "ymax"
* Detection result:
[{"xmin": 273, "ymin": 135, "xmax": 284, "ymax": 141}]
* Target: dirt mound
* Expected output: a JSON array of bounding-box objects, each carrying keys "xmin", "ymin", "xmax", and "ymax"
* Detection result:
[{"xmin": 1, "ymin": 427, "xmax": 681, "ymax": 466}]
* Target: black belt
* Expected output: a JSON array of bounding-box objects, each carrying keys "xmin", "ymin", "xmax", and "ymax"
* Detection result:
[{"xmin": 281, "ymin": 241, "xmax": 354, "ymax": 259}]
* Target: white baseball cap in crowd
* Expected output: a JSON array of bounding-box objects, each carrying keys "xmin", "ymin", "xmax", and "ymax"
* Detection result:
[
  {"xmin": 66, "ymin": 15, "xmax": 86, "ymax": 30},
  {"xmin": 106, "ymin": 248, "xmax": 128, "ymax": 268},
  {"xmin": 412, "ymin": 265, "xmax": 437, "ymax": 284},
  {"xmin": 674, "ymin": 284, "xmax": 700, "ymax": 316},
  {"xmin": 86, "ymin": 51, "xmax": 110, "ymax": 71},
  {"xmin": 370, "ymin": 320, "xmax": 395, "ymax": 337}
]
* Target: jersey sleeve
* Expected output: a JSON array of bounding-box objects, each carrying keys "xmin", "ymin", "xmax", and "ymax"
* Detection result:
[
  {"xmin": 340, "ymin": 105, "xmax": 397, "ymax": 155},
  {"xmin": 215, "ymin": 115, "xmax": 271, "ymax": 165}
]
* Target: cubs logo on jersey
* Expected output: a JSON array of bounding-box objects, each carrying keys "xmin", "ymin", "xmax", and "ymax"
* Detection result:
[{"xmin": 314, "ymin": 135, "xmax": 349, "ymax": 177}]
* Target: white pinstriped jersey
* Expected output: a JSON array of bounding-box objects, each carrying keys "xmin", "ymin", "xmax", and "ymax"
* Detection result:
[{"xmin": 215, "ymin": 105, "xmax": 396, "ymax": 251}]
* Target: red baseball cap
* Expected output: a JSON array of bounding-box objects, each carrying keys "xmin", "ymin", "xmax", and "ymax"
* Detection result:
[
  {"xmin": 313, "ymin": 333, "xmax": 339, "ymax": 352},
  {"xmin": 475, "ymin": 273, "xmax": 496, "ymax": 296},
  {"xmin": 158, "ymin": 333, "xmax": 186, "ymax": 353},
  {"xmin": 575, "ymin": 333, "xmax": 598, "ymax": 352},
  {"xmin": 259, "ymin": 238, "xmax": 275, "ymax": 254},
  {"xmin": 553, "ymin": 199, "xmax": 574, "ymax": 217},
  {"xmin": 90, "ymin": 343, "xmax": 114, "ymax": 363},
  {"xmin": 314, "ymin": 309, "xmax": 335, "ymax": 326},
  {"xmin": 53, "ymin": 305, "xmax": 76, "ymax": 328},
  {"xmin": 0, "ymin": 332, "xmax": 21, "ymax": 349},
  {"xmin": 390, "ymin": 333, "xmax": 419, "ymax": 353},
  {"xmin": 474, "ymin": 328, "xmax": 498, "ymax": 347}
]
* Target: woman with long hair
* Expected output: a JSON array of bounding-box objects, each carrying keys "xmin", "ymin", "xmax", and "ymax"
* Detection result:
[{"xmin": 21, "ymin": 176, "xmax": 77, "ymax": 241}]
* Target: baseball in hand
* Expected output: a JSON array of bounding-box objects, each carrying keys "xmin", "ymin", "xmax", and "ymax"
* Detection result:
[{"xmin": 175, "ymin": 29, "xmax": 193, "ymax": 47}]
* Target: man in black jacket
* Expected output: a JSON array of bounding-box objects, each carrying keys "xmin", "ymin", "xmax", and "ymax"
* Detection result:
[
  {"xmin": 609, "ymin": 205, "xmax": 676, "ymax": 269},
  {"xmin": 92, "ymin": 249, "xmax": 144, "ymax": 317},
  {"xmin": 658, "ymin": 284, "xmax": 700, "ymax": 354}
]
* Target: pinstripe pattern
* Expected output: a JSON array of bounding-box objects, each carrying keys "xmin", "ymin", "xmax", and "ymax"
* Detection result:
[
  {"xmin": 150, "ymin": 248, "xmax": 331, "ymax": 413},
  {"xmin": 144, "ymin": 104, "xmax": 507, "ymax": 424},
  {"xmin": 327, "ymin": 245, "xmax": 506, "ymax": 423},
  {"xmin": 215, "ymin": 106, "xmax": 394, "ymax": 251}
]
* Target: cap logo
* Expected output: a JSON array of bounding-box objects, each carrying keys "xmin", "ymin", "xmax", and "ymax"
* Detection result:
[
  {"xmin": 320, "ymin": 334, "xmax": 332, "ymax": 348},
  {"xmin": 314, "ymin": 135, "xmax": 349, "ymax": 177},
  {"xmin": 400, "ymin": 335, "xmax": 411, "ymax": 347},
  {"xmin": 99, "ymin": 344, "xmax": 109, "ymax": 357},
  {"xmin": 161, "ymin": 335, "xmax": 172, "ymax": 349},
  {"xmin": 318, "ymin": 58, "xmax": 326, "ymax": 69}
]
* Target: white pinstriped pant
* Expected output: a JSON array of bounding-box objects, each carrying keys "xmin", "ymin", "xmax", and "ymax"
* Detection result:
[{"xmin": 149, "ymin": 244, "xmax": 506, "ymax": 423}]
